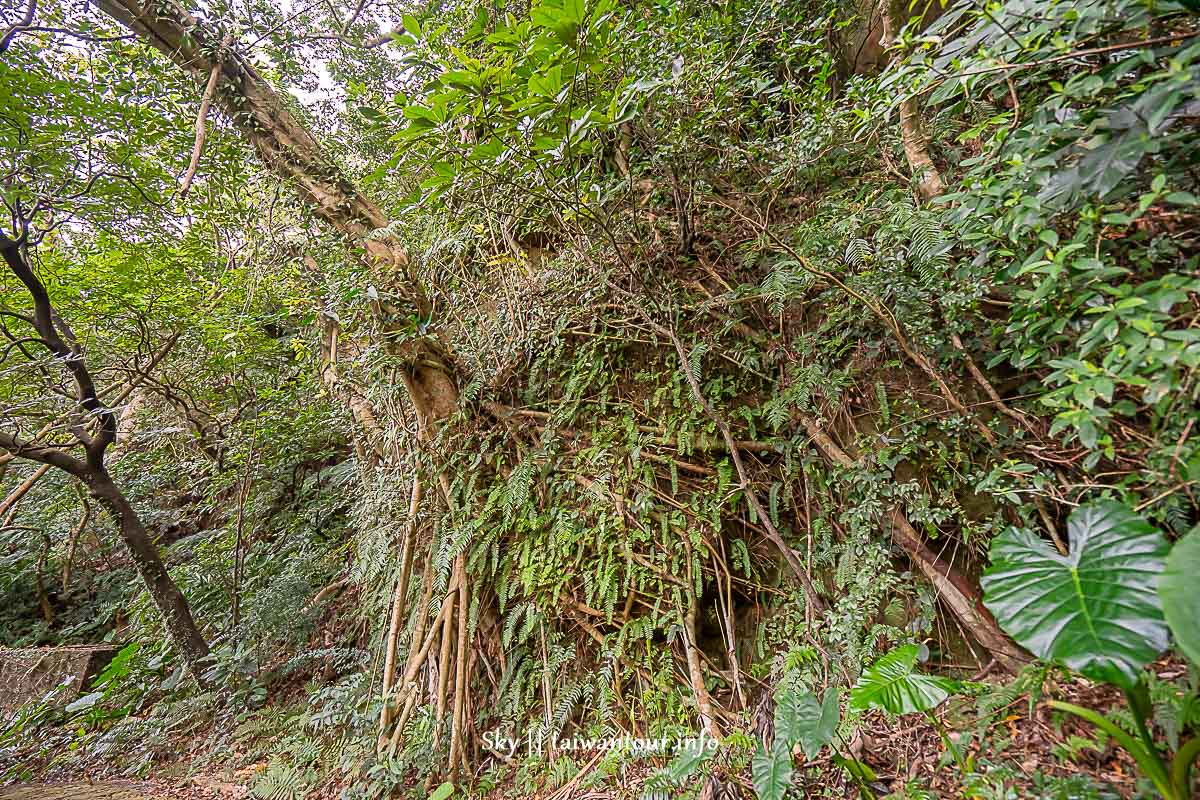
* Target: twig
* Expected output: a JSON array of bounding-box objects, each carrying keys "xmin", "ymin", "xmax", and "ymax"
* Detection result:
[{"xmin": 934, "ymin": 31, "xmax": 1200, "ymax": 83}]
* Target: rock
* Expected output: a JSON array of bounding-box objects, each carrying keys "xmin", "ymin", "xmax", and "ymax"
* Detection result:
[{"xmin": 0, "ymin": 645, "xmax": 118, "ymax": 713}]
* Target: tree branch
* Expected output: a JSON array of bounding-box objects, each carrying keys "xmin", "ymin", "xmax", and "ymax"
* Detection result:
[
  {"xmin": 0, "ymin": 230, "xmax": 116, "ymax": 464},
  {"xmin": 179, "ymin": 53, "xmax": 224, "ymax": 197},
  {"xmin": 0, "ymin": 430, "xmax": 88, "ymax": 477},
  {"xmin": 0, "ymin": 0, "xmax": 37, "ymax": 53}
]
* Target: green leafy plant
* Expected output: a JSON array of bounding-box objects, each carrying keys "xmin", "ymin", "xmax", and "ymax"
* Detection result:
[
  {"xmin": 752, "ymin": 687, "xmax": 841, "ymax": 800},
  {"xmin": 851, "ymin": 644, "xmax": 966, "ymax": 775},
  {"xmin": 751, "ymin": 739, "xmax": 794, "ymax": 800},
  {"xmin": 752, "ymin": 685, "xmax": 887, "ymax": 800},
  {"xmin": 775, "ymin": 688, "xmax": 839, "ymax": 760},
  {"xmin": 982, "ymin": 501, "xmax": 1169, "ymax": 689},
  {"xmin": 982, "ymin": 502, "xmax": 1199, "ymax": 799},
  {"xmin": 1161, "ymin": 525, "xmax": 1200, "ymax": 667}
]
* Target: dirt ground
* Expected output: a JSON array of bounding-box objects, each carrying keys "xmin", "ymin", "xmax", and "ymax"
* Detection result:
[
  {"xmin": 0, "ymin": 779, "xmax": 249, "ymax": 800},
  {"xmin": 0, "ymin": 784, "xmax": 155, "ymax": 800}
]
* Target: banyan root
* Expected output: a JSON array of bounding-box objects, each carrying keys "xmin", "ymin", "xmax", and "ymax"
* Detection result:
[
  {"xmin": 379, "ymin": 475, "xmax": 424, "ymax": 730},
  {"xmin": 796, "ymin": 410, "xmax": 1026, "ymax": 670},
  {"xmin": 385, "ymin": 566, "xmax": 463, "ymax": 752}
]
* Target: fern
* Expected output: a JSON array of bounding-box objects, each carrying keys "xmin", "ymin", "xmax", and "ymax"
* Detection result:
[
  {"xmin": 251, "ymin": 759, "xmax": 311, "ymax": 800},
  {"xmin": 844, "ymin": 237, "xmax": 872, "ymax": 266},
  {"xmin": 875, "ymin": 381, "xmax": 890, "ymax": 426}
]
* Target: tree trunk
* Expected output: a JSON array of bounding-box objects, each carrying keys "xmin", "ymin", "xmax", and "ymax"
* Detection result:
[
  {"xmin": 85, "ymin": 470, "xmax": 212, "ymax": 682},
  {"xmin": 95, "ymin": 0, "xmax": 460, "ymax": 429},
  {"xmin": 2, "ymin": 229, "xmax": 213, "ymax": 686},
  {"xmin": 879, "ymin": 0, "xmax": 945, "ymax": 201}
]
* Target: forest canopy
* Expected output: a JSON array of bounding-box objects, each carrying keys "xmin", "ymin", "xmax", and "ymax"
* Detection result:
[{"xmin": 1, "ymin": 0, "xmax": 1199, "ymax": 798}]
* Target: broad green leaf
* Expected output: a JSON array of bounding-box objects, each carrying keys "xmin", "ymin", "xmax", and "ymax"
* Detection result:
[
  {"xmin": 665, "ymin": 738, "xmax": 714, "ymax": 783},
  {"xmin": 428, "ymin": 783, "xmax": 454, "ymax": 800},
  {"xmin": 64, "ymin": 691, "xmax": 104, "ymax": 714},
  {"xmin": 93, "ymin": 642, "xmax": 139, "ymax": 689},
  {"xmin": 751, "ymin": 740, "xmax": 793, "ymax": 800},
  {"xmin": 1160, "ymin": 524, "xmax": 1200, "ymax": 666},
  {"xmin": 982, "ymin": 500, "xmax": 1169, "ymax": 689},
  {"xmin": 774, "ymin": 689, "xmax": 839, "ymax": 759},
  {"xmin": 850, "ymin": 645, "xmax": 958, "ymax": 715},
  {"xmin": 832, "ymin": 755, "xmax": 877, "ymax": 783}
]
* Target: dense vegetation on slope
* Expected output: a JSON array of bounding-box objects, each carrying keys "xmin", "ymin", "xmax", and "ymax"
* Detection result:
[{"xmin": 1, "ymin": 0, "xmax": 1199, "ymax": 797}]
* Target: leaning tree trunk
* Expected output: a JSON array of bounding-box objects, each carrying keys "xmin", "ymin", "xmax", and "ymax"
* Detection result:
[
  {"xmin": 1, "ymin": 231, "xmax": 212, "ymax": 685},
  {"xmin": 94, "ymin": 0, "xmax": 461, "ymax": 429},
  {"xmin": 84, "ymin": 470, "xmax": 212, "ymax": 670}
]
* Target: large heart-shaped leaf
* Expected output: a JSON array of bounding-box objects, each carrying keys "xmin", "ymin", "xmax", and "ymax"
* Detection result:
[
  {"xmin": 774, "ymin": 688, "xmax": 839, "ymax": 759},
  {"xmin": 982, "ymin": 500, "xmax": 1169, "ymax": 689},
  {"xmin": 850, "ymin": 644, "xmax": 958, "ymax": 715},
  {"xmin": 1160, "ymin": 524, "xmax": 1200, "ymax": 667},
  {"xmin": 751, "ymin": 740, "xmax": 793, "ymax": 800}
]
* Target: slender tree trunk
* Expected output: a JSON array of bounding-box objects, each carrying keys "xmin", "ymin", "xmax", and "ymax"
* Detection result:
[
  {"xmin": 84, "ymin": 470, "xmax": 212, "ymax": 681},
  {"xmin": 684, "ymin": 594, "xmax": 723, "ymax": 739},
  {"xmin": 879, "ymin": 0, "xmax": 945, "ymax": 201},
  {"xmin": 35, "ymin": 530, "xmax": 53, "ymax": 625}
]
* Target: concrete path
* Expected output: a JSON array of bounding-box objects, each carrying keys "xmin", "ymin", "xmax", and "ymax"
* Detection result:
[{"xmin": 0, "ymin": 784, "xmax": 158, "ymax": 799}]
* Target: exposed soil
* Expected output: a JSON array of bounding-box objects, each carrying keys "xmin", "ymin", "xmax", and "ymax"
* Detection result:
[{"xmin": 0, "ymin": 777, "xmax": 249, "ymax": 800}]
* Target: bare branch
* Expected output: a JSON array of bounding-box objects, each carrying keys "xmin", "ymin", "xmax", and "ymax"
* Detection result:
[{"xmin": 0, "ymin": 0, "xmax": 37, "ymax": 53}]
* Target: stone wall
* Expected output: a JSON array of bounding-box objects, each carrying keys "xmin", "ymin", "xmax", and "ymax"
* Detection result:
[{"xmin": 0, "ymin": 645, "xmax": 117, "ymax": 713}]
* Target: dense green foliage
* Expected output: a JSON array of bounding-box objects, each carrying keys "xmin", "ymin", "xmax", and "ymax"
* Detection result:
[{"xmin": 1, "ymin": 0, "xmax": 1199, "ymax": 798}]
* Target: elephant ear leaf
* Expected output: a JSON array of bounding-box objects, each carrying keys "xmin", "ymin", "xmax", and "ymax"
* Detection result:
[
  {"xmin": 850, "ymin": 644, "xmax": 958, "ymax": 715},
  {"xmin": 1160, "ymin": 524, "xmax": 1200, "ymax": 667},
  {"xmin": 981, "ymin": 500, "xmax": 1169, "ymax": 690},
  {"xmin": 774, "ymin": 688, "xmax": 840, "ymax": 759},
  {"xmin": 751, "ymin": 739, "xmax": 793, "ymax": 800}
]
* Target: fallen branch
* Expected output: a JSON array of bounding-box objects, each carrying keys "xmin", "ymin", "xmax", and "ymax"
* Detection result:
[{"xmin": 663, "ymin": 324, "xmax": 827, "ymax": 616}]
